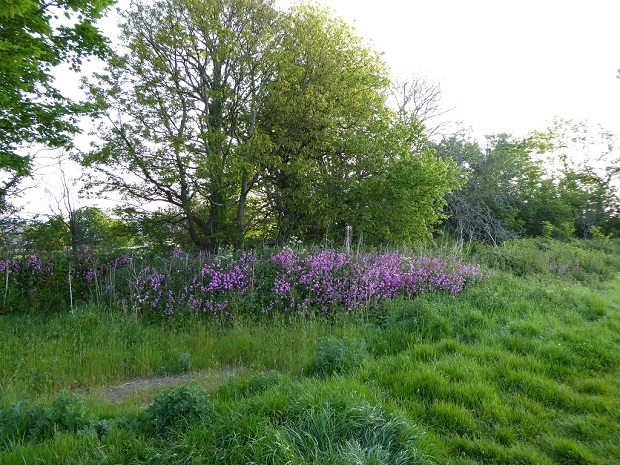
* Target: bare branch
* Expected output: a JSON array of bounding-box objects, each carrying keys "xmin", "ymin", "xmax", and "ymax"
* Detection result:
[{"xmin": 389, "ymin": 73, "xmax": 462, "ymax": 139}]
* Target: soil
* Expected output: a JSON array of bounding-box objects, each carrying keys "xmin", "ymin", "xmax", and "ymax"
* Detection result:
[{"xmin": 93, "ymin": 368, "xmax": 240, "ymax": 403}]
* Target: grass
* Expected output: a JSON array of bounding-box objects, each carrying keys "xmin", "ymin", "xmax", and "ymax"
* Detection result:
[
  {"xmin": 1, "ymin": 238, "xmax": 619, "ymax": 464},
  {"xmin": 0, "ymin": 311, "xmax": 355, "ymax": 401}
]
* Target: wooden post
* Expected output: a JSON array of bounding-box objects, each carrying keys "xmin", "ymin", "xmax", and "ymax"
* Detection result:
[{"xmin": 345, "ymin": 225, "xmax": 352, "ymax": 255}]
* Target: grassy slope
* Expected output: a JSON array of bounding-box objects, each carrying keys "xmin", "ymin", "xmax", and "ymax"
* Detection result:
[{"xmin": 0, "ymin": 239, "xmax": 619, "ymax": 464}]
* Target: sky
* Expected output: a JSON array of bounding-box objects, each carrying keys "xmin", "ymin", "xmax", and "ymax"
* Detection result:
[
  {"xmin": 16, "ymin": 0, "xmax": 620, "ymax": 216},
  {"xmin": 276, "ymin": 0, "xmax": 620, "ymax": 138}
]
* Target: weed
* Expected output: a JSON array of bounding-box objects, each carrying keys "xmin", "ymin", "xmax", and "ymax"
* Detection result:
[
  {"xmin": 155, "ymin": 349, "xmax": 192, "ymax": 376},
  {"xmin": 1, "ymin": 239, "xmax": 619, "ymax": 464},
  {"xmin": 141, "ymin": 384, "xmax": 212, "ymax": 436},
  {"xmin": 312, "ymin": 337, "xmax": 366, "ymax": 376},
  {"xmin": 0, "ymin": 391, "xmax": 90, "ymax": 449}
]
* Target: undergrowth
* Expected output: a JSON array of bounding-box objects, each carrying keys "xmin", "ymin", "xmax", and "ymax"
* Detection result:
[{"xmin": 0, "ymin": 238, "xmax": 619, "ymax": 464}]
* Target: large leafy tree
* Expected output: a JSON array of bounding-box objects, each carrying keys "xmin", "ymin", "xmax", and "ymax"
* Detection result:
[
  {"xmin": 532, "ymin": 118, "xmax": 620, "ymax": 238},
  {"xmin": 341, "ymin": 117, "xmax": 459, "ymax": 245},
  {"xmin": 255, "ymin": 4, "xmax": 457, "ymax": 245},
  {"xmin": 0, "ymin": 0, "xmax": 115, "ymax": 213},
  {"xmin": 255, "ymin": 3, "xmax": 390, "ymax": 242},
  {"xmin": 83, "ymin": 0, "xmax": 279, "ymax": 249},
  {"xmin": 558, "ymin": 168, "xmax": 615, "ymax": 238},
  {"xmin": 437, "ymin": 120, "xmax": 620, "ymax": 243},
  {"xmin": 22, "ymin": 206, "xmax": 136, "ymax": 251},
  {"xmin": 82, "ymin": 0, "xmax": 459, "ymax": 248}
]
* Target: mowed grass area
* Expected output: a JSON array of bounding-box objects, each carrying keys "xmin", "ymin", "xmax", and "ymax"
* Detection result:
[{"xmin": 1, "ymin": 239, "xmax": 619, "ymax": 464}]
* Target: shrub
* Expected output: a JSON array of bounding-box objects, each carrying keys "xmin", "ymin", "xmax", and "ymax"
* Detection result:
[
  {"xmin": 211, "ymin": 379, "xmax": 434, "ymax": 465},
  {"xmin": 477, "ymin": 238, "xmax": 620, "ymax": 282},
  {"xmin": 0, "ymin": 391, "xmax": 90, "ymax": 448},
  {"xmin": 142, "ymin": 384, "xmax": 212, "ymax": 435},
  {"xmin": 281, "ymin": 395, "xmax": 434, "ymax": 465},
  {"xmin": 218, "ymin": 371, "xmax": 289, "ymax": 400},
  {"xmin": 155, "ymin": 349, "xmax": 192, "ymax": 376},
  {"xmin": 1, "ymin": 246, "xmax": 487, "ymax": 318}
]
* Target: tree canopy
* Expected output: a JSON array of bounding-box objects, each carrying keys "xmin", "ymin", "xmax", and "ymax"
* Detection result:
[
  {"xmin": 436, "ymin": 120, "xmax": 620, "ymax": 244},
  {"xmin": 5, "ymin": 0, "xmax": 615, "ymax": 251},
  {"xmin": 0, "ymin": 0, "xmax": 115, "ymax": 214},
  {"xmin": 81, "ymin": 0, "xmax": 457, "ymax": 249}
]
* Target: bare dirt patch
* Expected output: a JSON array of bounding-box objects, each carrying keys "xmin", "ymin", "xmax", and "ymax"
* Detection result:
[{"xmin": 95, "ymin": 368, "xmax": 240, "ymax": 403}]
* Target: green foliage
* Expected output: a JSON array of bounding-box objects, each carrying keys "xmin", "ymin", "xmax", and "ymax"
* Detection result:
[
  {"xmin": 206, "ymin": 379, "xmax": 433, "ymax": 465},
  {"xmin": 71, "ymin": 206, "xmax": 137, "ymax": 249},
  {"xmin": 0, "ymin": 391, "xmax": 90, "ymax": 448},
  {"xmin": 280, "ymin": 398, "xmax": 431, "ymax": 465},
  {"xmin": 1, "ymin": 239, "xmax": 620, "ymax": 464},
  {"xmin": 82, "ymin": 0, "xmax": 281, "ymax": 249},
  {"xmin": 141, "ymin": 384, "xmax": 212, "ymax": 436},
  {"xmin": 217, "ymin": 371, "xmax": 289, "ymax": 400},
  {"xmin": 437, "ymin": 118, "xmax": 620, "ymax": 244},
  {"xmin": 436, "ymin": 133, "xmax": 563, "ymax": 244},
  {"xmin": 476, "ymin": 237, "xmax": 620, "ymax": 282},
  {"xmin": 21, "ymin": 215, "xmax": 71, "ymax": 251},
  {"xmin": 541, "ymin": 220, "xmax": 555, "ymax": 239},
  {"xmin": 0, "ymin": 246, "xmax": 137, "ymax": 314},
  {"xmin": 81, "ymin": 0, "xmax": 457, "ymax": 248},
  {"xmin": 588, "ymin": 225, "xmax": 613, "ymax": 241},
  {"xmin": 313, "ymin": 337, "xmax": 366, "ymax": 376},
  {"xmin": 155, "ymin": 349, "xmax": 192, "ymax": 376},
  {"xmin": 558, "ymin": 168, "xmax": 614, "ymax": 239},
  {"xmin": 0, "ymin": 0, "xmax": 115, "ymax": 213}
]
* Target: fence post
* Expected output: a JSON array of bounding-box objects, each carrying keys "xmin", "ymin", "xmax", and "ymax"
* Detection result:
[{"xmin": 345, "ymin": 225, "xmax": 352, "ymax": 255}]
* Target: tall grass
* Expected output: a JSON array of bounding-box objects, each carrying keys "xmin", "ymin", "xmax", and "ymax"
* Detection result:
[
  {"xmin": 0, "ymin": 309, "xmax": 359, "ymax": 401},
  {"xmin": 1, "ymin": 238, "xmax": 619, "ymax": 464}
]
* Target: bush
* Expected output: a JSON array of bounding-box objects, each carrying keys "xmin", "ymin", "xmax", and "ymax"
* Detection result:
[
  {"xmin": 211, "ymin": 379, "xmax": 434, "ymax": 465},
  {"xmin": 0, "ymin": 391, "xmax": 90, "ymax": 448},
  {"xmin": 277, "ymin": 383, "xmax": 434, "ymax": 465},
  {"xmin": 155, "ymin": 349, "xmax": 192, "ymax": 376},
  {"xmin": 218, "ymin": 371, "xmax": 289, "ymax": 400},
  {"xmin": 142, "ymin": 384, "xmax": 212, "ymax": 435},
  {"xmin": 1, "ymin": 246, "xmax": 486, "ymax": 318},
  {"xmin": 476, "ymin": 238, "xmax": 620, "ymax": 282}
]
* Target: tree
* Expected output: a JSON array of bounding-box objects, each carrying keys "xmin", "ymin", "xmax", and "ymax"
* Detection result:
[
  {"xmin": 254, "ymin": 3, "xmax": 391, "ymax": 242},
  {"xmin": 389, "ymin": 73, "xmax": 462, "ymax": 140},
  {"xmin": 436, "ymin": 134, "xmax": 548, "ymax": 245},
  {"xmin": 346, "ymin": 117, "xmax": 459, "ymax": 244},
  {"xmin": 82, "ymin": 0, "xmax": 279, "ymax": 249},
  {"xmin": 82, "ymin": 0, "xmax": 459, "ymax": 248},
  {"xmin": 532, "ymin": 118, "xmax": 620, "ymax": 237},
  {"xmin": 22, "ymin": 215, "xmax": 70, "ymax": 251},
  {"xmin": 437, "ymin": 119, "xmax": 620, "ymax": 243},
  {"xmin": 22, "ymin": 207, "xmax": 135, "ymax": 251},
  {"xmin": 0, "ymin": 0, "xmax": 115, "ymax": 213}
]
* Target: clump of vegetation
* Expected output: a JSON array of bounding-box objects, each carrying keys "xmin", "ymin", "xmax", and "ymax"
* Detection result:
[
  {"xmin": 3, "ymin": 0, "xmax": 620, "ymax": 462},
  {"xmin": 140, "ymin": 384, "xmax": 212, "ymax": 436},
  {"xmin": 155, "ymin": 349, "xmax": 192, "ymax": 376},
  {"xmin": 0, "ymin": 392, "xmax": 90, "ymax": 449},
  {"xmin": 204, "ymin": 378, "xmax": 433, "ymax": 465},
  {"xmin": 312, "ymin": 337, "xmax": 366, "ymax": 376},
  {"xmin": 476, "ymin": 237, "xmax": 620, "ymax": 281},
  {"xmin": 0, "ymin": 238, "xmax": 620, "ymax": 464},
  {"xmin": 0, "ymin": 247, "xmax": 485, "ymax": 318}
]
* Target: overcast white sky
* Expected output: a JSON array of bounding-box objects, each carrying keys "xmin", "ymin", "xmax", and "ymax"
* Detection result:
[
  {"xmin": 18, "ymin": 0, "xmax": 620, "ymax": 216},
  {"xmin": 279, "ymin": 0, "xmax": 620, "ymax": 138}
]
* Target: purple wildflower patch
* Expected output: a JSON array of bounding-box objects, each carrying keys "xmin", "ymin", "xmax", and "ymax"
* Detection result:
[{"xmin": 0, "ymin": 247, "xmax": 486, "ymax": 319}]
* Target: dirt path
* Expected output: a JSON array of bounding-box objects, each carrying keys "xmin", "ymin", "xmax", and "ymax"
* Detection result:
[{"xmin": 95, "ymin": 368, "xmax": 240, "ymax": 403}]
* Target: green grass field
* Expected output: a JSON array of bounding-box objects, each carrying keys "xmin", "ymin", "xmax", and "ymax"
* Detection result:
[{"xmin": 1, "ymin": 238, "xmax": 619, "ymax": 464}]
